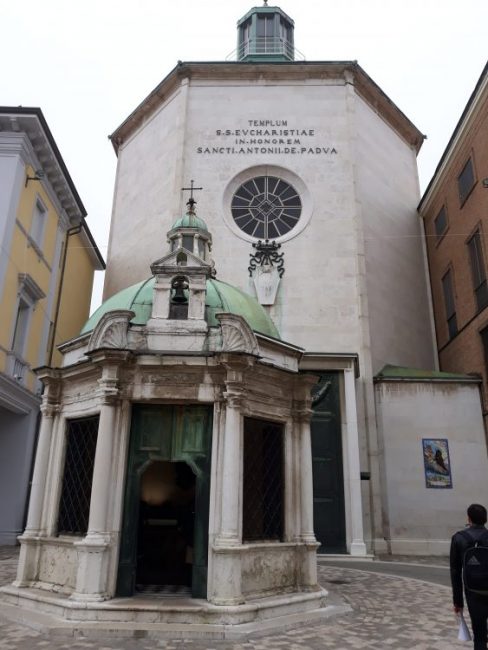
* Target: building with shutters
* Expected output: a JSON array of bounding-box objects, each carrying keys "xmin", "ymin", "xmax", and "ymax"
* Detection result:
[
  {"xmin": 0, "ymin": 107, "xmax": 104, "ymax": 545},
  {"xmin": 418, "ymin": 61, "xmax": 488, "ymax": 433}
]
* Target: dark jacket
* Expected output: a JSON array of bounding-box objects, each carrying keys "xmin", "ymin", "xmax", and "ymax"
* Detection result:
[{"xmin": 450, "ymin": 525, "xmax": 488, "ymax": 607}]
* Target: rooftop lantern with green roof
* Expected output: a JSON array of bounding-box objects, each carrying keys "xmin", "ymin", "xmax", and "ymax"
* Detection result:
[
  {"xmin": 237, "ymin": 2, "xmax": 296, "ymax": 62},
  {"xmin": 168, "ymin": 195, "xmax": 212, "ymax": 262}
]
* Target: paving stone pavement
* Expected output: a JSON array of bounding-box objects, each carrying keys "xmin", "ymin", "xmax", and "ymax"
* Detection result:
[{"xmin": 0, "ymin": 548, "xmax": 467, "ymax": 649}]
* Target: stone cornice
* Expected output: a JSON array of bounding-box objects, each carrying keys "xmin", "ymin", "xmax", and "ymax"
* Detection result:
[
  {"xmin": 86, "ymin": 349, "xmax": 132, "ymax": 366},
  {"xmin": 0, "ymin": 132, "xmax": 71, "ymax": 229},
  {"xmin": 0, "ymin": 371, "xmax": 41, "ymax": 413},
  {"xmin": 300, "ymin": 352, "xmax": 360, "ymax": 377},
  {"xmin": 0, "ymin": 108, "xmax": 86, "ymax": 224}
]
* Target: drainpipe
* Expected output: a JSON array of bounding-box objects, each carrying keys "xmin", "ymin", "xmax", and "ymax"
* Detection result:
[{"xmin": 47, "ymin": 221, "xmax": 83, "ymax": 366}]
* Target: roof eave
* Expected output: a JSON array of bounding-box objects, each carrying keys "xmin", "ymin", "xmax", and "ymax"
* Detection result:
[
  {"xmin": 0, "ymin": 106, "xmax": 87, "ymax": 218},
  {"xmin": 418, "ymin": 60, "xmax": 488, "ymax": 214},
  {"xmin": 109, "ymin": 61, "xmax": 424, "ymax": 155}
]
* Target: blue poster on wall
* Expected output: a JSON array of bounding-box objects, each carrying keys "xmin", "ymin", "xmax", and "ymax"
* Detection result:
[{"xmin": 422, "ymin": 438, "xmax": 452, "ymax": 489}]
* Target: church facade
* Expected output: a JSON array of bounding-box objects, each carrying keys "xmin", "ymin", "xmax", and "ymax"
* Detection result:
[{"xmin": 3, "ymin": 2, "xmax": 488, "ymax": 636}]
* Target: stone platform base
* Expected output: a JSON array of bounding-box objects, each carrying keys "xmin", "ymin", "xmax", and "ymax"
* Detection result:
[{"xmin": 0, "ymin": 585, "xmax": 350, "ymax": 640}]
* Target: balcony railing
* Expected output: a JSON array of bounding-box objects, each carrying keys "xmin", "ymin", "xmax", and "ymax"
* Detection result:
[
  {"xmin": 228, "ymin": 38, "xmax": 305, "ymax": 62},
  {"xmin": 6, "ymin": 351, "xmax": 29, "ymax": 384}
]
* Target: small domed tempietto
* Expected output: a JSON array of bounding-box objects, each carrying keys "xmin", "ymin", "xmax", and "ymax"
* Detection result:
[
  {"xmin": 237, "ymin": 2, "xmax": 295, "ymax": 62},
  {"xmin": 167, "ymin": 182, "xmax": 213, "ymax": 265}
]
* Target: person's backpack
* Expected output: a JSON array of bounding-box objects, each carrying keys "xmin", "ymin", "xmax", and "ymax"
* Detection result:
[{"xmin": 460, "ymin": 529, "xmax": 488, "ymax": 595}]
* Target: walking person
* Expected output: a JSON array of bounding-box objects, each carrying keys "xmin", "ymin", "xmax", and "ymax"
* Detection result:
[{"xmin": 450, "ymin": 504, "xmax": 488, "ymax": 649}]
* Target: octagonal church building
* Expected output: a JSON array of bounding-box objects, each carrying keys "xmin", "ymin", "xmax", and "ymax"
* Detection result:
[{"xmin": 5, "ymin": 2, "xmax": 488, "ymax": 636}]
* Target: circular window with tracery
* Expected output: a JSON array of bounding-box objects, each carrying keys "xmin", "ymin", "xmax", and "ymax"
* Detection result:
[{"xmin": 231, "ymin": 175, "xmax": 302, "ymax": 239}]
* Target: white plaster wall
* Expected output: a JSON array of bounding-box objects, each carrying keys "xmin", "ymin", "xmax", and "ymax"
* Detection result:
[
  {"xmin": 104, "ymin": 88, "xmax": 185, "ymax": 299},
  {"xmin": 353, "ymin": 96, "xmax": 435, "ymax": 373},
  {"xmin": 104, "ymin": 78, "xmax": 364, "ymax": 354},
  {"xmin": 375, "ymin": 381, "xmax": 488, "ymax": 554}
]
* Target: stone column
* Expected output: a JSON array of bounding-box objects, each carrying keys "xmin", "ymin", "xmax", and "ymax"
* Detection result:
[
  {"xmin": 72, "ymin": 357, "xmax": 122, "ymax": 601},
  {"xmin": 298, "ymin": 412, "xmax": 316, "ymax": 544},
  {"xmin": 294, "ymin": 403, "xmax": 319, "ymax": 589},
  {"xmin": 343, "ymin": 367, "xmax": 367, "ymax": 556},
  {"xmin": 15, "ymin": 395, "xmax": 58, "ymax": 585},
  {"xmin": 23, "ymin": 404, "xmax": 57, "ymax": 536},
  {"xmin": 211, "ymin": 361, "xmax": 246, "ymax": 605}
]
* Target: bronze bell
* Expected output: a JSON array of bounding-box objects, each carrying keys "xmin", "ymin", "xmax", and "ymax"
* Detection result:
[{"xmin": 172, "ymin": 278, "xmax": 188, "ymax": 303}]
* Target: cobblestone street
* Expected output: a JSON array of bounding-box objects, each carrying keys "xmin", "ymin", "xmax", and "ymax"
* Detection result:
[{"xmin": 0, "ymin": 548, "xmax": 467, "ymax": 649}]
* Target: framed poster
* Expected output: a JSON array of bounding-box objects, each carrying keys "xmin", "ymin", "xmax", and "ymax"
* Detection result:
[{"xmin": 422, "ymin": 438, "xmax": 452, "ymax": 488}]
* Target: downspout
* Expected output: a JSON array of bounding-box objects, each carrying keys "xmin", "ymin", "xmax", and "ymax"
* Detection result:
[{"xmin": 47, "ymin": 221, "xmax": 83, "ymax": 366}]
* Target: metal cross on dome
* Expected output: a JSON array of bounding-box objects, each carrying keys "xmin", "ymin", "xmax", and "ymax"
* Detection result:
[{"xmin": 181, "ymin": 179, "xmax": 203, "ymax": 211}]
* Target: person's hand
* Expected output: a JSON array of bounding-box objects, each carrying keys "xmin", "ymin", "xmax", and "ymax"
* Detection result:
[{"xmin": 454, "ymin": 605, "xmax": 463, "ymax": 614}]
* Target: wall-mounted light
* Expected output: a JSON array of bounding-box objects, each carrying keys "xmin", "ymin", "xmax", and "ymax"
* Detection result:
[
  {"xmin": 25, "ymin": 169, "xmax": 45, "ymax": 187},
  {"xmin": 482, "ymin": 178, "xmax": 488, "ymax": 188}
]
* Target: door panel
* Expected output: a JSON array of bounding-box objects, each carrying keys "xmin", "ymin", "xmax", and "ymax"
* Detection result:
[
  {"xmin": 311, "ymin": 373, "xmax": 346, "ymax": 553},
  {"xmin": 116, "ymin": 404, "xmax": 212, "ymax": 598}
]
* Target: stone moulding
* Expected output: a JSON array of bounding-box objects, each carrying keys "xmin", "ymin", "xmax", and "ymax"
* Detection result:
[
  {"xmin": 216, "ymin": 313, "xmax": 259, "ymax": 355},
  {"xmin": 87, "ymin": 310, "xmax": 135, "ymax": 352}
]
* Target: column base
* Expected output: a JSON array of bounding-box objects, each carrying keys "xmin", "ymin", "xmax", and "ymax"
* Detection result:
[
  {"xmin": 72, "ymin": 533, "xmax": 112, "ymax": 601},
  {"xmin": 69, "ymin": 591, "xmax": 108, "ymax": 603},
  {"xmin": 350, "ymin": 540, "xmax": 368, "ymax": 556}
]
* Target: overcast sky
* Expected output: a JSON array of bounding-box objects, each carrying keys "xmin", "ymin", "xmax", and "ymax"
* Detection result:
[{"xmin": 3, "ymin": 0, "xmax": 486, "ymax": 311}]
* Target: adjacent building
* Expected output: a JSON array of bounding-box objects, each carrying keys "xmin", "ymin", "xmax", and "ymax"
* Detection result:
[
  {"xmin": 419, "ymin": 63, "xmax": 488, "ymax": 432},
  {"xmin": 0, "ymin": 107, "xmax": 105, "ymax": 544}
]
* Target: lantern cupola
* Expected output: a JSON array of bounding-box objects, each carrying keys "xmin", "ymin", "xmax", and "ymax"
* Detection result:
[{"xmin": 237, "ymin": 3, "xmax": 295, "ymax": 62}]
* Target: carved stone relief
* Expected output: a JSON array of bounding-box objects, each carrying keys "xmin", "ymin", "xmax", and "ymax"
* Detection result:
[
  {"xmin": 216, "ymin": 313, "xmax": 259, "ymax": 355},
  {"xmin": 88, "ymin": 310, "xmax": 135, "ymax": 352}
]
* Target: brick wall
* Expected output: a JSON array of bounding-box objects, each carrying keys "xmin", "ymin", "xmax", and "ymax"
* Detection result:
[{"xmin": 422, "ymin": 86, "xmax": 488, "ymax": 426}]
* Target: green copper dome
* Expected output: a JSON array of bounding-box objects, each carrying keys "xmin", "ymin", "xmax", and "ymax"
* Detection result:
[
  {"xmin": 171, "ymin": 211, "xmax": 209, "ymax": 233},
  {"xmin": 81, "ymin": 277, "xmax": 279, "ymax": 339}
]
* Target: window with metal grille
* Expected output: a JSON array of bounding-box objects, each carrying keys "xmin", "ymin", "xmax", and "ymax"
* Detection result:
[
  {"xmin": 243, "ymin": 417, "xmax": 284, "ymax": 542},
  {"xmin": 442, "ymin": 269, "xmax": 458, "ymax": 339},
  {"xmin": 481, "ymin": 327, "xmax": 488, "ymax": 380},
  {"xmin": 57, "ymin": 415, "xmax": 99, "ymax": 535},
  {"xmin": 458, "ymin": 157, "xmax": 475, "ymax": 205},
  {"xmin": 434, "ymin": 206, "xmax": 448, "ymax": 240},
  {"xmin": 467, "ymin": 230, "xmax": 488, "ymax": 312},
  {"xmin": 231, "ymin": 176, "xmax": 301, "ymax": 239}
]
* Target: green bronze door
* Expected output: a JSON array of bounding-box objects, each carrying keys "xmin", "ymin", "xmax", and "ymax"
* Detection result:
[
  {"xmin": 311, "ymin": 373, "xmax": 346, "ymax": 553},
  {"xmin": 117, "ymin": 404, "xmax": 213, "ymax": 598}
]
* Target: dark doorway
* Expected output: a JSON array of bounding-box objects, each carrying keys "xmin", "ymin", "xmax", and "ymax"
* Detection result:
[
  {"xmin": 116, "ymin": 404, "xmax": 212, "ymax": 598},
  {"xmin": 311, "ymin": 372, "xmax": 346, "ymax": 553},
  {"xmin": 136, "ymin": 461, "xmax": 196, "ymax": 593}
]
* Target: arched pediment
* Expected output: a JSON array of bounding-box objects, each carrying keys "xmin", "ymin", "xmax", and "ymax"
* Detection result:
[
  {"xmin": 88, "ymin": 310, "xmax": 135, "ymax": 352},
  {"xmin": 216, "ymin": 313, "xmax": 259, "ymax": 355}
]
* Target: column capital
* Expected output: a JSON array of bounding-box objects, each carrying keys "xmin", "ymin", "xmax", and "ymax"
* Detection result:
[
  {"xmin": 223, "ymin": 380, "xmax": 245, "ymax": 409},
  {"xmin": 40, "ymin": 402, "xmax": 59, "ymax": 418},
  {"xmin": 292, "ymin": 401, "xmax": 312, "ymax": 423},
  {"xmin": 97, "ymin": 378, "xmax": 120, "ymax": 405}
]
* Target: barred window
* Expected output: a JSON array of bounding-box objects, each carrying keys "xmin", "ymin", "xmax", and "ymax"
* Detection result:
[
  {"xmin": 468, "ymin": 230, "xmax": 488, "ymax": 312},
  {"xmin": 442, "ymin": 269, "xmax": 458, "ymax": 339},
  {"xmin": 458, "ymin": 157, "xmax": 475, "ymax": 205},
  {"xmin": 481, "ymin": 327, "xmax": 488, "ymax": 379},
  {"xmin": 57, "ymin": 416, "xmax": 99, "ymax": 535},
  {"xmin": 434, "ymin": 207, "xmax": 448, "ymax": 240},
  {"xmin": 243, "ymin": 418, "xmax": 284, "ymax": 542}
]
